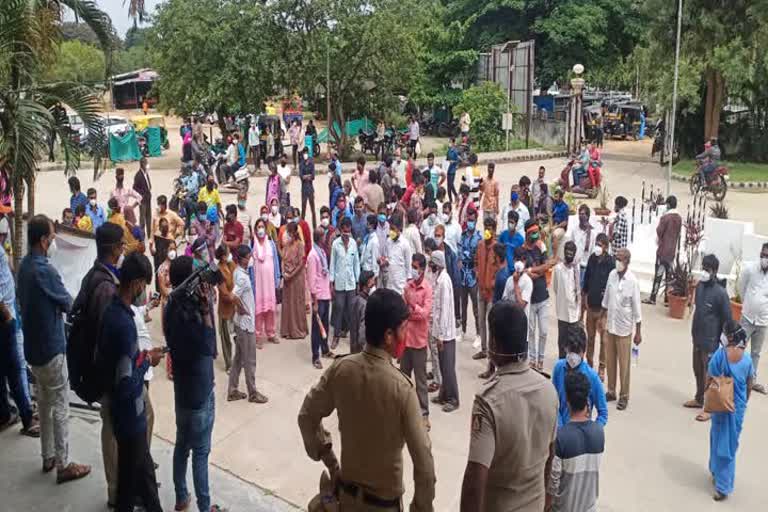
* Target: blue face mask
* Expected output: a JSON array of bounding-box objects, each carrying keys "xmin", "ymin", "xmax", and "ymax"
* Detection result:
[
  {"xmin": 377, "ymin": 214, "xmax": 387, "ymax": 224},
  {"xmin": 511, "ymin": 192, "xmax": 519, "ymax": 202},
  {"xmin": 467, "ymin": 221, "xmax": 476, "ymax": 231}
]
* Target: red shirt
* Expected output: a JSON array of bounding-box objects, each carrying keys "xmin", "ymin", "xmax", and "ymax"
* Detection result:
[
  {"xmin": 223, "ymin": 220, "xmax": 244, "ymax": 246},
  {"xmin": 403, "ymin": 278, "xmax": 433, "ymax": 350}
]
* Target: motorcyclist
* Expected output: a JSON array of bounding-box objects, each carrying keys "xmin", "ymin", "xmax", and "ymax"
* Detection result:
[
  {"xmin": 697, "ymin": 138, "xmax": 721, "ymax": 184},
  {"xmin": 180, "ymin": 164, "xmax": 203, "ymax": 229},
  {"xmin": 571, "ymin": 143, "xmax": 590, "ymax": 186}
]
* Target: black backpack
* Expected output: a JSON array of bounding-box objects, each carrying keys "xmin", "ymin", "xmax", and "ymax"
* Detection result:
[{"xmin": 66, "ymin": 265, "xmax": 114, "ymax": 404}]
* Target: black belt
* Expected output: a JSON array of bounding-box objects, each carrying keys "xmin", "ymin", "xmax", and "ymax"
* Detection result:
[{"xmin": 338, "ymin": 481, "xmax": 400, "ymax": 509}]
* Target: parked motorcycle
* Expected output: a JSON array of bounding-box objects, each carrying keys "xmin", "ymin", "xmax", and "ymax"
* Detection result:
[
  {"xmin": 358, "ymin": 129, "xmax": 378, "ymax": 155},
  {"xmin": 689, "ymin": 163, "xmax": 728, "ymax": 201}
]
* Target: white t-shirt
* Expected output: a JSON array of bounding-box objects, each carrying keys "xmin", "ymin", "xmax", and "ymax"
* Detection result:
[
  {"xmin": 131, "ymin": 305, "xmax": 153, "ymax": 382},
  {"xmin": 502, "ymin": 272, "xmax": 533, "ymax": 318},
  {"xmin": 277, "ymin": 164, "xmax": 292, "ymax": 183}
]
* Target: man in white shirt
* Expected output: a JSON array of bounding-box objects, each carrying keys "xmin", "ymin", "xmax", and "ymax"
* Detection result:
[
  {"xmin": 429, "ymin": 251, "xmax": 459, "ymax": 412},
  {"xmin": 236, "ymin": 189, "xmax": 252, "ymax": 246},
  {"xmin": 553, "ymin": 241, "xmax": 582, "ymax": 359},
  {"xmin": 225, "ymin": 137, "xmax": 239, "ymax": 182},
  {"xmin": 421, "ymin": 202, "xmax": 440, "ymax": 241},
  {"xmin": 360, "ymin": 214, "xmax": 380, "ymax": 279},
  {"xmin": 394, "ymin": 149, "xmax": 407, "ymax": 188},
  {"xmin": 403, "ymin": 208, "xmax": 423, "ymax": 256},
  {"xmin": 130, "ymin": 299, "xmax": 158, "ymax": 446},
  {"xmin": 570, "ymin": 204, "xmax": 597, "ymax": 284},
  {"xmin": 739, "ymin": 242, "xmax": 768, "ymax": 394},
  {"xmin": 601, "ymin": 248, "xmax": 642, "ymax": 411},
  {"xmin": 501, "ymin": 185, "xmax": 530, "ymax": 240},
  {"xmin": 382, "ymin": 214, "xmax": 412, "ymax": 295},
  {"xmin": 441, "ymin": 201, "xmax": 461, "ymax": 254},
  {"xmin": 503, "ymin": 247, "xmax": 534, "ymax": 318},
  {"xmin": 228, "ymin": 245, "xmax": 268, "ymax": 404},
  {"xmin": 408, "ymin": 117, "xmax": 420, "ymax": 158},
  {"xmin": 459, "ymin": 111, "xmax": 471, "ymax": 136},
  {"xmin": 248, "ymin": 121, "xmax": 260, "ymax": 169}
]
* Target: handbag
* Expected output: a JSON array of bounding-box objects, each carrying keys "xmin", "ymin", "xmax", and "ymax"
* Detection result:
[{"xmin": 703, "ymin": 351, "xmax": 735, "ymax": 413}]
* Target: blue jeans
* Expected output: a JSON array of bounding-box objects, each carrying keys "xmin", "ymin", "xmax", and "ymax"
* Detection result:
[
  {"xmin": 173, "ymin": 391, "xmax": 215, "ymax": 512},
  {"xmin": 0, "ymin": 317, "xmax": 33, "ymax": 428}
]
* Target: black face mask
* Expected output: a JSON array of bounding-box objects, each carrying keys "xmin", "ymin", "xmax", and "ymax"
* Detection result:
[{"xmin": 565, "ymin": 253, "xmax": 575, "ymax": 264}]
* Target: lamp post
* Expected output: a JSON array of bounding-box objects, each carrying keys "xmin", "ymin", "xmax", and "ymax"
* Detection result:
[
  {"xmin": 667, "ymin": 0, "xmax": 683, "ymax": 196},
  {"xmin": 568, "ymin": 64, "xmax": 586, "ymax": 155}
]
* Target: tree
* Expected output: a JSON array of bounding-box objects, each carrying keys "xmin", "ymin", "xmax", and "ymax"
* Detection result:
[
  {"xmin": 0, "ymin": 0, "xmax": 111, "ymax": 269},
  {"xmin": 452, "ymin": 82, "xmax": 506, "ymax": 151},
  {"xmin": 268, "ymin": 0, "xmax": 427, "ymax": 154},
  {"xmin": 43, "ymin": 40, "xmax": 106, "ymax": 83},
  {"xmin": 125, "ymin": 0, "xmax": 146, "ymax": 26},
  {"xmin": 150, "ymin": 0, "xmax": 276, "ymax": 134}
]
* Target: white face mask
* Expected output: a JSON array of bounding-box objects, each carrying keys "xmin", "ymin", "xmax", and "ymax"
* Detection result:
[
  {"xmin": 257, "ymin": 227, "xmax": 266, "ymax": 238},
  {"xmin": 369, "ymin": 286, "xmax": 377, "ymax": 295},
  {"xmin": 227, "ymin": 253, "xmax": 233, "ymax": 263},
  {"xmin": 320, "ymin": 218, "xmax": 330, "ymax": 228},
  {"xmin": 508, "ymin": 222, "xmax": 517, "ymax": 232},
  {"xmin": 514, "ymin": 261, "xmax": 525, "ymax": 273},
  {"xmin": 271, "ymin": 205, "xmax": 279, "ymax": 214},
  {"xmin": 387, "ymin": 202, "xmax": 396, "ymax": 211},
  {"xmin": 168, "ymin": 250, "xmax": 177, "ymax": 260},
  {"xmin": 117, "ymin": 252, "xmax": 125, "ymax": 268},
  {"xmin": 566, "ymin": 352, "xmax": 582, "ymax": 369},
  {"xmin": 89, "ymin": 199, "xmax": 97, "ymax": 207},
  {"xmin": 260, "ymin": 213, "xmax": 268, "ymax": 222},
  {"xmin": 616, "ymin": 261, "xmax": 626, "ymax": 273},
  {"xmin": 699, "ymin": 271, "xmax": 711, "ymax": 283},
  {"xmin": 594, "ymin": 246, "xmax": 603, "ymax": 257},
  {"xmin": 428, "ymin": 213, "xmax": 437, "ymax": 224},
  {"xmin": 47, "ymin": 238, "xmax": 58, "ymax": 259},
  {"xmin": 761, "ymin": 257, "xmax": 768, "ymax": 270},
  {"xmin": 434, "ymin": 236, "xmax": 443, "ymax": 246}
]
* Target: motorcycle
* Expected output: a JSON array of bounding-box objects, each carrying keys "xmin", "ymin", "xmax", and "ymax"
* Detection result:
[
  {"xmin": 358, "ymin": 129, "xmax": 377, "ymax": 155},
  {"xmin": 689, "ymin": 162, "xmax": 728, "ymax": 201},
  {"xmin": 558, "ymin": 156, "xmax": 602, "ymax": 198}
]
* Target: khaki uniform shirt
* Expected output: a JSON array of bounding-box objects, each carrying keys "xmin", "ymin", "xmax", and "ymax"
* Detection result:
[
  {"xmin": 298, "ymin": 345, "xmax": 436, "ymax": 511},
  {"xmin": 468, "ymin": 360, "xmax": 558, "ymax": 511}
]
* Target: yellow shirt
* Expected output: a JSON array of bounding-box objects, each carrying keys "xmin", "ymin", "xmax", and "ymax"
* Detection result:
[
  {"xmin": 76, "ymin": 215, "xmax": 93, "ymax": 233},
  {"xmin": 197, "ymin": 187, "xmax": 221, "ymax": 209}
]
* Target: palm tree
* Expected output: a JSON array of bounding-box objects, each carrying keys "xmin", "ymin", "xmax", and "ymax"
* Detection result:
[
  {"xmin": 125, "ymin": 0, "xmax": 146, "ymax": 27},
  {"xmin": 0, "ymin": 0, "xmax": 114, "ymax": 269}
]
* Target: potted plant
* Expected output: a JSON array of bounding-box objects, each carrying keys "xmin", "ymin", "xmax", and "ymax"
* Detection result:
[
  {"xmin": 667, "ymin": 261, "xmax": 691, "ymax": 319},
  {"xmin": 730, "ymin": 257, "xmax": 743, "ymax": 321},
  {"xmin": 709, "ymin": 201, "xmax": 729, "ymax": 219},
  {"xmin": 594, "ymin": 184, "xmax": 611, "ymax": 216}
]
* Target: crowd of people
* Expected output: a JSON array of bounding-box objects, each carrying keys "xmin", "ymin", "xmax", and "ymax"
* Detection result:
[{"xmin": 0, "ymin": 131, "xmax": 764, "ymax": 511}]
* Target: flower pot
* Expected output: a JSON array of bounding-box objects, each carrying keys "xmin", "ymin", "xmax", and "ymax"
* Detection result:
[
  {"xmin": 730, "ymin": 300, "xmax": 742, "ymax": 322},
  {"xmin": 594, "ymin": 207, "xmax": 611, "ymax": 216},
  {"xmin": 668, "ymin": 293, "xmax": 687, "ymax": 319}
]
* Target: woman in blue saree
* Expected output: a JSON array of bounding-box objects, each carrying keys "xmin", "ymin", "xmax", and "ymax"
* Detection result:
[{"xmin": 708, "ymin": 323, "xmax": 754, "ymax": 501}]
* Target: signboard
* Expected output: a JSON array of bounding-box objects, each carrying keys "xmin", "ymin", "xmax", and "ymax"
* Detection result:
[{"xmin": 502, "ymin": 113, "xmax": 514, "ymax": 131}]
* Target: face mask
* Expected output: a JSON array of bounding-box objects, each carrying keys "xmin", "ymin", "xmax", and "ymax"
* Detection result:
[
  {"xmin": 508, "ymin": 222, "xmax": 517, "ymax": 232},
  {"xmin": 387, "ymin": 202, "xmax": 396, "ymax": 211},
  {"xmin": 271, "ymin": 205, "xmax": 279, "ymax": 214},
  {"xmin": 368, "ymin": 286, "xmax": 377, "ymax": 295},
  {"xmin": 483, "ymin": 229, "xmax": 492, "ymax": 241},
  {"xmin": 89, "ymin": 199, "xmax": 97, "ymax": 207},
  {"xmin": 117, "ymin": 252, "xmax": 125, "ymax": 268},
  {"xmin": 321, "ymin": 218, "xmax": 330, "ymax": 228},
  {"xmin": 530, "ymin": 232, "xmax": 540, "ymax": 242},
  {"xmin": 46, "ymin": 238, "xmax": 58, "ymax": 259},
  {"xmin": 566, "ymin": 352, "xmax": 582, "ymax": 369},
  {"xmin": 257, "ymin": 227, "xmax": 266, "ymax": 238},
  {"xmin": 238, "ymin": 200, "xmax": 246, "ymax": 209},
  {"xmin": 761, "ymin": 257, "xmax": 768, "ymax": 270},
  {"xmin": 514, "ymin": 261, "xmax": 525, "ymax": 273},
  {"xmin": 467, "ymin": 221, "xmax": 476, "ymax": 231},
  {"xmin": 133, "ymin": 287, "xmax": 146, "ymax": 307},
  {"xmin": 434, "ymin": 236, "xmax": 443, "ymax": 246},
  {"xmin": 227, "ymin": 253, "xmax": 233, "ymax": 263},
  {"xmin": 168, "ymin": 250, "xmax": 177, "ymax": 260},
  {"xmin": 291, "ymin": 217, "xmax": 299, "ymax": 224},
  {"xmin": 389, "ymin": 229, "xmax": 398, "ymax": 240},
  {"xmin": 428, "ymin": 213, "xmax": 437, "ymax": 224},
  {"xmin": 378, "ymin": 214, "xmax": 387, "ymax": 224},
  {"xmin": 616, "ymin": 261, "xmax": 626, "ymax": 273},
  {"xmin": 260, "ymin": 213, "xmax": 268, "ymax": 222},
  {"xmin": 511, "ymin": 192, "xmax": 519, "ymax": 202},
  {"xmin": 439, "ymin": 213, "xmax": 449, "ymax": 223},
  {"xmin": 594, "ymin": 246, "xmax": 603, "ymax": 257},
  {"xmin": 699, "ymin": 271, "xmax": 711, "ymax": 283},
  {"xmin": 565, "ymin": 253, "xmax": 575, "ymax": 264}
]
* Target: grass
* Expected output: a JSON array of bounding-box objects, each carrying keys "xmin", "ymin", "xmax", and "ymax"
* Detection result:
[{"xmin": 673, "ymin": 159, "xmax": 768, "ymax": 182}]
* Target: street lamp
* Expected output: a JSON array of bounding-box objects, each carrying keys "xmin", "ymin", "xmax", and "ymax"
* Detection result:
[
  {"xmin": 569, "ymin": 64, "xmax": 586, "ymax": 155},
  {"xmin": 667, "ymin": 0, "xmax": 683, "ymax": 196}
]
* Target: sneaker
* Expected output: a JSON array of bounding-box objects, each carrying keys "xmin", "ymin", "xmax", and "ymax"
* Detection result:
[
  {"xmin": 472, "ymin": 336, "xmax": 481, "ymax": 349},
  {"xmin": 248, "ymin": 391, "xmax": 269, "ymax": 404},
  {"xmin": 312, "ymin": 360, "xmax": 323, "ymax": 369},
  {"xmin": 752, "ymin": 382, "xmax": 767, "ymax": 394},
  {"xmin": 471, "ymin": 351, "xmax": 487, "ymax": 360},
  {"xmin": 641, "ymin": 297, "xmax": 656, "ymax": 305},
  {"xmin": 605, "ymin": 391, "xmax": 617, "ymax": 402},
  {"xmin": 442, "ymin": 402, "xmax": 459, "ymax": 413}
]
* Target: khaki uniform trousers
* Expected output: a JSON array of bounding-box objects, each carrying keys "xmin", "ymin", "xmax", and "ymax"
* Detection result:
[{"xmin": 604, "ymin": 332, "xmax": 632, "ymax": 400}]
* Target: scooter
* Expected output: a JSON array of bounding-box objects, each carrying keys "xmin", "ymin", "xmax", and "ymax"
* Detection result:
[{"xmin": 558, "ymin": 157, "xmax": 602, "ymax": 198}]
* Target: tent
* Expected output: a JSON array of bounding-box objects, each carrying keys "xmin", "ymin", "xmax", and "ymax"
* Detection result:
[
  {"xmin": 140, "ymin": 126, "xmax": 162, "ymax": 157},
  {"xmin": 109, "ymin": 130, "xmax": 142, "ymax": 162},
  {"xmin": 317, "ymin": 118, "xmax": 375, "ymax": 143}
]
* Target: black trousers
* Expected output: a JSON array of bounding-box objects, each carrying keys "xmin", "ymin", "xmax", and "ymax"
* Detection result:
[
  {"xmin": 437, "ymin": 340, "xmax": 459, "ymax": 406},
  {"xmin": 116, "ymin": 431, "xmax": 162, "ymax": 512},
  {"xmin": 650, "ymin": 256, "xmax": 672, "ymax": 302},
  {"xmin": 693, "ymin": 345, "xmax": 714, "ymax": 405},
  {"xmin": 301, "ymin": 189, "xmax": 317, "ymax": 229}
]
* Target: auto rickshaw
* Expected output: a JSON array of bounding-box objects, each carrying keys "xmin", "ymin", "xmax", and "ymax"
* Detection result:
[
  {"xmin": 602, "ymin": 103, "xmax": 644, "ymax": 140},
  {"xmin": 131, "ymin": 114, "xmax": 170, "ymax": 150}
]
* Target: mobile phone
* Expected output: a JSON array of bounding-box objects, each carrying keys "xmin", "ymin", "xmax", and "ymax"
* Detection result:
[{"xmin": 151, "ymin": 292, "xmax": 160, "ymax": 302}]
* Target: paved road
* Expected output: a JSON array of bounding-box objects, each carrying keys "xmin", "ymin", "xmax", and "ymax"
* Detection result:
[{"xmin": 7, "ymin": 138, "xmax": 767, "ymax": 511}]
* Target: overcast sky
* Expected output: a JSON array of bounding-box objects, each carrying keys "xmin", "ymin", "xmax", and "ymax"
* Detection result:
[{"xmin": 95, "ymin": 0, "xmax": 162, "ymax": 37}]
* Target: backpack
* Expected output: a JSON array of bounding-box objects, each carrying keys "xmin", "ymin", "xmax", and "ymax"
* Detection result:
[{"xmin": 66, "ymin": 265, "xmax": 115, "ymax": 404}]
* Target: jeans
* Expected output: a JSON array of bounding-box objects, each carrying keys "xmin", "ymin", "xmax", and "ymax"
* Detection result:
[
  {"xmin": 649, "ymin": 256, "xmax": 672, "ymax": 302},
  {"xmin": 30, "ymin": 354, "xmax": 70, "ymax": 467},
  {"xmin": 174, "ymin": 391, "xmax": 215, "ymax": 512},
  {"xmin": 741, "ymin": 317, "xmax": 766, "ymax": 379},
  {"xmin": 692, "ymin": 345, "xmax": 714, "ymax": 404},
  {"xmin": 116, "ymin": 431, "xmax": 162, "ymax": 512},
  {"xmin": 437, "ymin": 339, "xmax": 458, "ymax": 406},
  {"xmin": 139, "ymin": 200, "xmax": 152, "ymax": 236},
  {"xmin": 229, "ymin": 327, "xmax": 257, "ymax": 396},
  {"xmin": 332, "ymin": 290, "xmax": 355, "ymax": 337},
  {"xmin": 460, "ymin": 284, "xmax": 479, "ymax": 335},
  {"xmin": 478, "ymin": 297, "xmax": 491, "ymax": 352},
  {"xmin": 0, "ymin": 318, "xmax": 33, "ymax": 427},
  {"xmin": 400, "ymin": 347, "xmax": 428, "ymax": 416},
  {"xmin": 301, "ymin": 189, "xmax": 317, "ymax": 229},
  {"xmin": 311, "ymin": 300, "xmax": 331, "ymax": 361},
  {"xmin": 447, "ymin": 172, "xmax": 458, "ymax": 204},
  {"xmin": 528, "ymin": 299, "xmax": 550, "ymax": 364}
]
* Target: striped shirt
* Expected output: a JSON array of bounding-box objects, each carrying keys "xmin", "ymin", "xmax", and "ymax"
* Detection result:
[{"xmin": 549, "ymin": 420, "xmax": 604, "ymax": 512}]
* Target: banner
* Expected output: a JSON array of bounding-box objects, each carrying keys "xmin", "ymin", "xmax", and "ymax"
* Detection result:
[{"xmin": 49, "ymin": 226, "xmax": 96, "ymax": 298}]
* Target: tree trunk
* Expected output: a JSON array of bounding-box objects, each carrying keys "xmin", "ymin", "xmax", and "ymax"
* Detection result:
[
  {"xmin": 12, "ymin": 179, "xmax": 24, "ymax": 273},
  {"xmin": 26, "ymin": 172, "xmax": 35, "ymax": 217},
  {"xmin": 216, "ymin": 107, "xmax": 228, "ymax": 139},
  {"xmin": 704, "ymin": 70, "xmax": 726, "ymax": 140}
]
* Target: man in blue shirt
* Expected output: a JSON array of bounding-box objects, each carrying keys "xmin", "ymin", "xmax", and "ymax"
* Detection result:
[
  {"xmin": 350, "ymin": 196, "xmax": 368, "ymax": 244},
  {"xmin": 551, "ymin": 327, "xmax": 608, "ymax": 427},
  {"xmin": 459, "ymin": 209, "xmax": 482, "ymax": 343},
  {"xmin": 85, "ymin": 187, "xmax": 106, "ymax": 230},
  {"xmin": 99, "ymin": 252, "xmax": 163, "ymax": 512},
  {"xmin": 18, "ymin": 215, "xmax": 91, "ymax": 483},
  {"xmin": 552, "ymin": 188, "xmax": 570, "ymax": 258},
  {"xmin": 329, "ymin": 217, "xmax": 360, "ymax": 349},
  {"xmin": 498, "ymin": 210, "xmax": 524, "ymax": 271},
  {"xmin": 68, "ymin": 176, "xmax": 88, "ymax": 213}
]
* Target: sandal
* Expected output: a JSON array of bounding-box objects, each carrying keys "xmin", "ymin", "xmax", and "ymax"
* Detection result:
[
  {"xmin": 312, "ymin": 360, "xmax": 323, "ymax": 370},
  {"xmin": 683, "ymin": 399, "xmax": 703, "ymax": 408},
  {"xmin": 427, "ymin": 382, "xmax": 440, "ymax": 393},
  {"xmin": 442, "ymin": 403, "xmax": 459, "ymax": 413},
  {"xmin": 248, "ymin": 391, "xmax": 269, "ymax": 404},
  {"xmin": 695, "ymin": 412, "xmax": 711, "ymax": 422},
  {"xmin": 227, "ymin": 390, "xmax": 247, "ymax": 402},
  {"xmin": 20, "ymin": 419, "xmax": 41, "ymax": 438},
  {"xmin": 616, "ymin": 398, "xmax": 628, "ymax": 411},
  {"xmin": 268, "ymin": 337, "xmax": 280, "ymax": 344},
  {"xmin": 322, "ymin": 350, "xmax": 336, "ymax": 359},
  {"xmin": 42, "ymin": 457, "xmax": 56, "ymax": 473},
  {"xmin": 56, "ymin": 462, "xmax": 91, "ymax": 484}
]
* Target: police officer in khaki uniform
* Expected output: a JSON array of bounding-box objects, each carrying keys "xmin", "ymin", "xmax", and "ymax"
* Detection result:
[
  {"xmin": 460, "ymin": 301, "xmax": 559, "ymax": 511},
  {"xmin": 298, "ymin": 288, "xmax": 436, "ymax": 511}
]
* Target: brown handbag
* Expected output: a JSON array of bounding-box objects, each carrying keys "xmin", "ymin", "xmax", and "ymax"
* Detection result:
[{"xmin": 703, "ymin": 353, "xmax": 735, "ymax": 413}]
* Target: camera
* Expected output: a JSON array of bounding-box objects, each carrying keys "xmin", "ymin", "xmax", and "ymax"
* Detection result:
[{"xmin": 169, "ymin": 262, "xmax": 223, "ymax": 302}]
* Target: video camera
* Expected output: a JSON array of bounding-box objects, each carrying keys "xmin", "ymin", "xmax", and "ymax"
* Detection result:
[{"xmin": 169, "ymin": 262, "xmax": 223, "ymax": 302}]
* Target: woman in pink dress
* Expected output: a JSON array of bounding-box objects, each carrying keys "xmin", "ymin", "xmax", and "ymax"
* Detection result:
[{"xmin": 252, "ymin": 218, "xmax": 281, "ymax": 347}]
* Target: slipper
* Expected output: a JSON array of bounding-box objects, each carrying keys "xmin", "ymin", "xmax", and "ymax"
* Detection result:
[
  {"xmin": 695, "ymin": 412, "xmax": 711, "ymax": 422},
  {"xmin": 227, "ymin": 390, "xmax": 247, "ymax": 402},
  {"xmin": 616, "ymin": 398, "xmax": 628, "ymax": 411},
  {"xmin": 683, "ymin": 399, "xmax": 702, "ymax": 408},
  {"xmin": 20, "ymin": 421, "xmax": 41, "ymax": 438},
  {"xmin": 42, "ymin": 458, "xmax": 56, "ymax": 473},
  {"xmin": 268, "ymin": 337, "xmax": 280, "ymax": 344},
  {"xmin": 322, "ymin": 351, "xmax": 336, "ymax": 359},
  {"xmin": 248, "ymin": 391, "xmax": 269, "ymax": 404},
  {"xmin": 56, "ymin": 462, "xmax": 91, "ymax": 484},
  {"xmin": 312, "ymin": 360, "xmax": 323, "ymax": 370}
]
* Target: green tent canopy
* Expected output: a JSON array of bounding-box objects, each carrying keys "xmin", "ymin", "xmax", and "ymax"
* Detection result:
[
  {"xmin": 317, "ymin": 117, "xmax": 375, "ymax": 143},
  {"xmin": 109, "ymin": 130, "xmax": 142, "ymax": 162}
]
